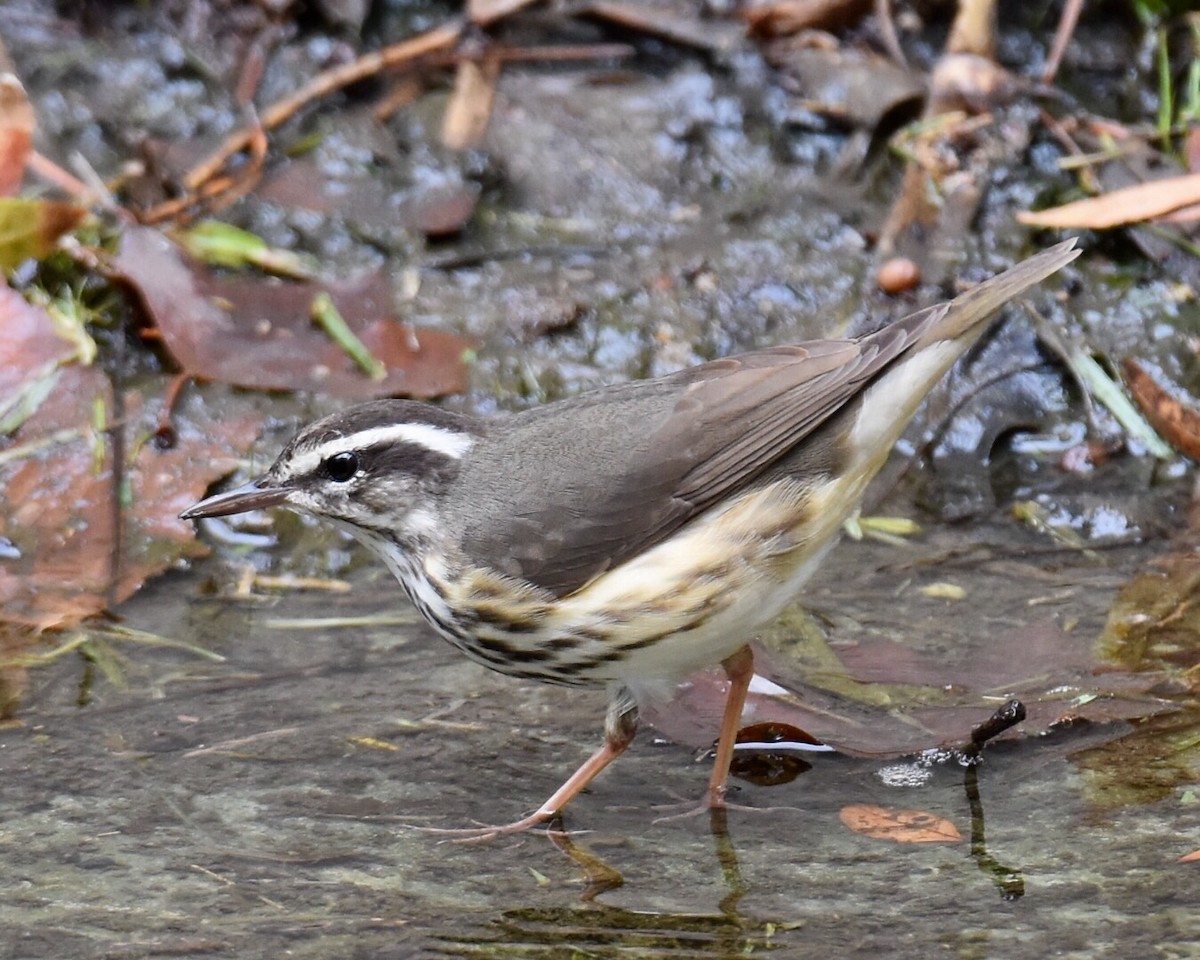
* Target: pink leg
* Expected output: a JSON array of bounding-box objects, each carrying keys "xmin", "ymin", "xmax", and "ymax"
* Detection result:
[
  {"xmin": 423, "ymin": 694, "xmax": 638, "ymax": 843},
  {"xmin": 706, "ymin": 645, "xmax": 754, "ymax": 807}
]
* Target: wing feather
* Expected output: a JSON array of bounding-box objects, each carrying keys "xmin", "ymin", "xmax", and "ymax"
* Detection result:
[
  {"xmin": 451, "ymin": 324, "xmax": 921, "ymax": 597},
  {"xmin": 450, "ymin": 243, "xmax": 1078, "ymax": 596}
]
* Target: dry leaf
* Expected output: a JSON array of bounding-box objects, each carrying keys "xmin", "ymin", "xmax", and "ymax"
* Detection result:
[
  {"xmin": 1122, "ymin": 358, "xmax": 1200, "ymax": 461},
  {"xmin": 1179, "ymin": 848, "xmax": 1200, "ymax": 864},
  {"xmin": 1017, "ymin": 173, "xmax": 1200, "ymax": 230},
  {"xmin": 1, "ymin": 254, "xmax": 265, "ymax": 632},
  {"xmin": 441, "ymin": 55, "xmax": 501, "ymax": 152},
  {"xmin": 112, "ymin": 227, "xmax": 471, "ymax": 400},
  {"xmin": 839, "ymin": 804, "xmax": 962, "ymax": 843},
  {"xmin": 468, "ymin": 0, "xmax": 538, "ymax": 27}
]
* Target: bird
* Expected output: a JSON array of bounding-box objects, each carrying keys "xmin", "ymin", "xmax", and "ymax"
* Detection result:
[{"xmin": 181, "ymin": 239, "xmax": 1079, "ymax": 840}]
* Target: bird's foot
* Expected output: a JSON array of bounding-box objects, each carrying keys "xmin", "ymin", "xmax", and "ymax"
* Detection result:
[
  {"xmin": 651, "ymin": 787, "xmax": 796, "ymax": 823},
  {"xmin": 415, "ymin": 809, "xmax": 567, "ymax": 845}
]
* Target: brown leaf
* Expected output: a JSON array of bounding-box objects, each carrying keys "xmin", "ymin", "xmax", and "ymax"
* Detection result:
[
  {"xmin": 442, "ymin": 55, "xmax": 502, "ymax": 152},
  {"xmin": 1179, "ymin": 848, "xmax": 1200, "ymax": 864},
  {"xmin": 764, "ymin": 45, "xmax": 924, "ymax": 130},
  {"xmin": 743, "ymin": 0, "xmax": 871, "ymax": 38},
  {"xmin": 0, "ymin": 366, "xmax": 263, "ymax": 629},
  {"xmin": 0, "ymin": 279, "xmax": 76, "ymax": 396},
  {"xmin": 1017, "ymin": 173, "xmax": 1200, "ymax": 230},
  {"xmin": 0, "ymin": 275, "xmax": 264, "ymax": 629},
  {"xmin": 735, "ymin": 720, "xmax": 824, "ymax": 747},
  {"xmin": 468, "ymin": 0, "xmax": 538, "ymax": 27},
  {"xmin": 839, "ymin": 804, "xmax": 962, "ymax": 843},
  {"xmin": 111, "ymin": 227, "xmax": 471, "ymax": 400},
  {"xmin": 0, "ymin": 73, "xmax": 33, "ymax": 197},
  {"xmin": 1122, "ymin": 358, "xmax": 1200, "ymax": 461},
  {"xmin": 641, "ymin": 610, "xmax": 1176, "ymax": 761}
]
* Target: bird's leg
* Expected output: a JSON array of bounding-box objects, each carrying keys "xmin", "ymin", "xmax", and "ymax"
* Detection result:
[
  {"xmin": 706, "ymin": 644, "xmax": 754, "ymax": 808},
  {"xmin": 422, "ymin": 690, "xmax": 639, "ymax": 843},
  {"xmin": 653, "ymin": 644, "xmax": 757, "ymax": 821}
]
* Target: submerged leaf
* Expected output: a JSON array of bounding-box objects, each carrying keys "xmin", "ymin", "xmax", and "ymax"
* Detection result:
[{"xmin": 839, "ymin": 804, "xmax": 962, "ymax": 843}]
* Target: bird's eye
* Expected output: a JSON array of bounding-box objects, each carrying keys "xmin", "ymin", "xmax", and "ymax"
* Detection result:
[{"xmin": 323, "ymin": 451, "xmax": 359, "ymax": 483}]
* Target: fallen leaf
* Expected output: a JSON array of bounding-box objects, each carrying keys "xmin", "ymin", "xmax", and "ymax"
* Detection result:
[
  {"xmin": 764, "ymin": 45, "xmax": 924, "ymax": 130},
  {"xmin": 735, "ymin": 721, "xmax": 824, "ymax": 747},
  {"xmin": 1179, "ymin": 848, "xmax": 1200, "ymax": 864},
  {"xmin": 1, "ymin": 275, "xmax": 264, "ymax": 629},
  {"xmin": 1121, "ymin": 358, "xmax": 1200, "ymax": 461},
  {"xmin": 0, "ymin": 374, "xmax": 264, "ymax": 629},
  {"xmin": 642, "ymin": 595, "xmax": 1177, "ymax": 762},
  {"xmin": 442, "ymin": 54, "xmax": 502, "ymax": 152},
  {"xmin": 1097, "ymin": 548, "xmax": 1200, "ymax": 683},
  {"xmin": 468, "ymin": 0, "xmax": 538, "ymax": 27},
  {"xmin": 1017, "ymin": 173, "xmax": 1200, "ymax": 230},
  {"xmin": 255, "ymin": 159, "xmax": 480, "ymax": 238},
  {"xmin": 0, "ymin": 279, "xmax": 77, "ymax": 398},
  {"xmin": 111, "ymin": 227, "xmax": 471, "ymax": 400},
  {"xmin": 839, "ymin": 804, "xmax": 962, "ymax": 843},
  {"xmin": 1074, "ymin": 711, "xmax": 1200, "ymax": 812}
]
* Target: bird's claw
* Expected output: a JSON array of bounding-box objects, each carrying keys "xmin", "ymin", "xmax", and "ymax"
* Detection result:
[{"xmin": 414, "ymin": 811, "xmax": 564, "ymax": 845}]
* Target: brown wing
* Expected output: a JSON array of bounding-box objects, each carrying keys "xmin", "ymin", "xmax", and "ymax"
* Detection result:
[
  {"xmin": 450, "ymin": 321, "xmax": 924, "ymax": 598},
  {"xmin": 449, "ymin": 241, "xmax": 1079, "ymax": 597}
]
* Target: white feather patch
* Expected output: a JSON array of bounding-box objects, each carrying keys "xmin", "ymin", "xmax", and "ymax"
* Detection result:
[
  {"xmin": 289, "ymin": 423, "xmax": 473, "ymax": 477},
  {"xmin": 848, "ymin": 341, "xmax": 958, "ymax": 460}
]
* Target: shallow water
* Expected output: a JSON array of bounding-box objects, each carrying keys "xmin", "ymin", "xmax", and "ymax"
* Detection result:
[{"xmin": 3, "ymin": 499, "xmax": 1196, "ymax": 960}]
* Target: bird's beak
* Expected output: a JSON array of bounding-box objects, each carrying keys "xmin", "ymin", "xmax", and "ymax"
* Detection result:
[{"xmin": 180, "ymin": 479, "xmax": 290, "ymax": 520}]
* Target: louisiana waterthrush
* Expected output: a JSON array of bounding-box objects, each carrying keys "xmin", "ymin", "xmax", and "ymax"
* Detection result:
[{"xmin": 182, "ymin": 240, "xmax": 1079, "ymax": 839}]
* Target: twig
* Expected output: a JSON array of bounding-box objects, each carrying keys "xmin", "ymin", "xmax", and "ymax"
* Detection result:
[
  {"xmin": 874, "ymin": 0, "xmax": 907, "ymax": 67},
  {"xmin": 182, "ymin": 19, "xmax": 465, "ymax": 192},
  {"xmin": 1042, "ymin": 0, "xmax": 1084, "ymax": 85}
]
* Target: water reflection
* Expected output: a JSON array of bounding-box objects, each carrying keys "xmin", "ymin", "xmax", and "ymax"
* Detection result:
[
  {"xmin": 434, "ymin": 808, "xmax": 791, "ymax": 957},
  {"xmin": 431, "ymin": 743, "xmax": 1033, "ymax": 957}
]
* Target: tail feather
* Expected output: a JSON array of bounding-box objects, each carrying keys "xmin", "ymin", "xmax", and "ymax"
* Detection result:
[
  {"xmin": 914, "ymin": 238, "xmax": 1080, "ymax": 350},
  {"xmin": 847, "ymin": 238, "xmax": 1079, "ymax": 468}
]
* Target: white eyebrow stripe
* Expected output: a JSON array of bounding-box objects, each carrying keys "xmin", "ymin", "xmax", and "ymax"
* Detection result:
[{"xmin": 289, "ymin": 423, "xmax": 474, "ymax": 476}]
